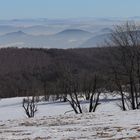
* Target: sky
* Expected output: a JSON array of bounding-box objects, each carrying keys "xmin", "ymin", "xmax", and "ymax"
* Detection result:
[{"xmin": 0, "ymin": 0, "xmax": 140, "ymax": 19}]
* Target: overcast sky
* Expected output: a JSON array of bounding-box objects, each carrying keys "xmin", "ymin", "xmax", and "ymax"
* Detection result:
[{"xmin": 0, "ymin": 0, "xmax": 140, "ymax": 19}]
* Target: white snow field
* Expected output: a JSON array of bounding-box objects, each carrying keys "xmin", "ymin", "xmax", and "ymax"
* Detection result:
[{"xmin": 0, "ymin": 96, "xmax": 140, "ymax": 139}]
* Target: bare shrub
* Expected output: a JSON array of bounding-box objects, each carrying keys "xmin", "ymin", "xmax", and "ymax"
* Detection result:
[{"xmin": 22, "ymin": 96, "xmax": 37, "ymax": 118}]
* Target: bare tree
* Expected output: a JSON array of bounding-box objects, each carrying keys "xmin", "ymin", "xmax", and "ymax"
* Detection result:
[
  {"xmin": 58, "ymin": 62, "xmax": 102, "ymax": 114},
  {"xmin": 61, "ymin": 63, "xmax": 83, "ymax": 114},
  {"xmin": 107, "ymin": 21, "xmax": 140, "ymax": 110},
  {"xmin": 22, "ymin": 96, "xmax": 37, "ymax": 118},
  {"xmin": 80, "ymin": 71, "xmax": 101, "ymax": 112},
  {"xmin": 88, "ymin": 75, "xmax": 101, "ymax": 112}
]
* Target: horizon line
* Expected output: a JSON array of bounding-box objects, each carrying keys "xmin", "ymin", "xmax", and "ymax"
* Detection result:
[{"xmin": 1, "ymin": 16, "xmax": 140, "ymax": 20}]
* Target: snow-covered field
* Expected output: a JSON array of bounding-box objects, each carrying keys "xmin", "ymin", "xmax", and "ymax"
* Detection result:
[{"xmin": 0, "ymin": 96, "xmax": 140, "ymax": 139}]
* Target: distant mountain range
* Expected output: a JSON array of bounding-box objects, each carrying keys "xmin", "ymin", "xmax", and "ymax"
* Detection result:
[
  {"xmin": 0, "ymin": 29, "xmax": 93, "ymax": 48},
  {"xmin": 0, "ymin": 17, "xmax": 139, "ymax": 48}
]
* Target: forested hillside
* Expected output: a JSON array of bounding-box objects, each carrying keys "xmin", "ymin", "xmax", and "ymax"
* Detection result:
[{"xmin": 0, "ymin": 47, "xmax": 109, "ymax": 98}]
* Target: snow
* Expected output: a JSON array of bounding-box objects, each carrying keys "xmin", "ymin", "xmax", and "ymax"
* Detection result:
[
  {"xmin": 0, "ymin": 94, "xmax": 120, "ymax": 121},
  {"xmin": 0, "ymin": 95, "xmax": 140, "ymax": 139},
  {"xmin": 0, "ymin": 109, "xmax": 140, "ymax": 139},
  {"xmin": 0, "ymin": 97, "xmax": 72, "ymax": 120}
]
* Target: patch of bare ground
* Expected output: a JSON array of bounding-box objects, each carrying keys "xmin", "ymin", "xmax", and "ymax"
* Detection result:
[
  {"xmin": 33, "ymin": 137, "xmax": 51, "ymax": 140},
  {"xmin": 113, "ymin": 136, "xmax": 140, "ymax": 140}
]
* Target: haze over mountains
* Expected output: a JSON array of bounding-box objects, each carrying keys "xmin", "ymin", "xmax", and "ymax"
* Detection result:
[{"xmin": 0, "ymin": 17, "xmax": 140, "ymax": 48}]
